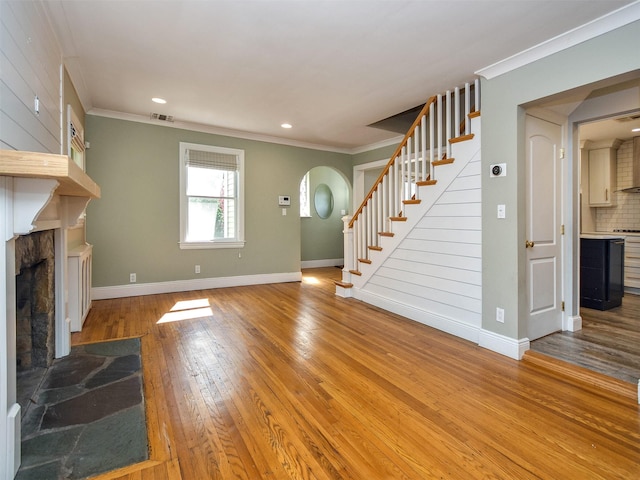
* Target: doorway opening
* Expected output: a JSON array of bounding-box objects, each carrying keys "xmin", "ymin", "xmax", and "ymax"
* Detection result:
[
  {"xmin": 300, "ymin": 166, "xmax": 351, "ymax": 269},
  {"xmin": 529, "ymin": 101, "xmax": 640, "ymax": 385}
]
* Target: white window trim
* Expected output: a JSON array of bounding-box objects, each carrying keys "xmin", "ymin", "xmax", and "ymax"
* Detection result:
[{"xmin": 179, "ymin": 142, "xmax": 245, "ymax": 249}]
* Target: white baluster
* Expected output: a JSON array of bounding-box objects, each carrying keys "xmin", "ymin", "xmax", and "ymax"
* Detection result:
[
  {"xmin": 381, "ymin": 174, "xmax": 387, "ymax": 229},
  {"xmin": 371, "ymin": 189, "xmax": 377, "ymax": 246},
  {"xmin": 446, "ymin": 90, "xmax": 452, "ymax": 158},
  {"xmin": 465, "ymin": 82, "xmax": 470, "ymax": 135},
  {"xmin": 475, "ymin": 78, "xmax": 480, "ymax": 112},
  {"xmin": 413, "ymin": 128, "xmax": 419, "ymax": 197},
  {"xmin": 421, "ymin": 115, "xmax": 427, "ymax": 182},
  {"xmin": 429, "ymin": 102, "xmax": 434, "ymax": 180},
  {"xmin": 400, "ymin": 146, "xmax": 406, "ymax": 203},
  {"xmin": 437, "ymin": 94, "xmax": 442, "ymax": 161},
  {"xmin": 407, "ymin": 135, "xmax": 412, "ymax": 201},
  {"xmin": 454, "ymin": 86, "xmax": 460, "ymax": 140}
]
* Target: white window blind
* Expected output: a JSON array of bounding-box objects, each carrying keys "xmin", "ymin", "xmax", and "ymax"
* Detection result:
[{"xmin": 185, "ymin": 149, "xmax": 239, "ymax": 171}]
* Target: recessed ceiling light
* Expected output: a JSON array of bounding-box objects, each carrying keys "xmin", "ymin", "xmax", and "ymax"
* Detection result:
[
  {"xmin": 152, "ymin": 97, "xmax": 167, "ymax": 104},
  {"xmin": 281, "ymin": 123, "xmax": 292, "ymax": 129}
]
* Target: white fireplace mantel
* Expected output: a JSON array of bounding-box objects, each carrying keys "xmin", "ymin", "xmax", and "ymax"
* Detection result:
[
  {"xmin": 1, "ymin": 149, "xmax": 100, "ymax": 239},
  {"xmin": 1, "ymin": 149, "xmax": 100, "ymax": 479}
]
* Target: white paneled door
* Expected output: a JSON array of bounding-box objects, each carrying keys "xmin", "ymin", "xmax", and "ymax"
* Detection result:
[{"xmin": 525, "ymin": 115, "xmax": 563, "ymax": 340}]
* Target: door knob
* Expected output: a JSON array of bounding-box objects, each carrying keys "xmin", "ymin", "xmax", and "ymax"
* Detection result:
[{"xmin": 525, "ymin": 240, "xmax": 535, "ymax": 248}]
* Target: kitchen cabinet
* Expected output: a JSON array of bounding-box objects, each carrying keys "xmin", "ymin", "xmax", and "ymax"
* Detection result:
[
  {"xmin": 588, "ymin": 147, "xmax": 617, "ymax": 206},
  {"xmin": 580, "ymin": 236, "xmax": 624, "ymax": 310}
]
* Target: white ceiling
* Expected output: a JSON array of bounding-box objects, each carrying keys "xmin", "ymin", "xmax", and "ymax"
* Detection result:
[{"xmin": 42, "ymin": 0, "xmax": 637, "ymax": 151}]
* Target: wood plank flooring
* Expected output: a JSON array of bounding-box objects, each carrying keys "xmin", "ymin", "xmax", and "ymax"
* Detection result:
[
  {"xmin": 530, "ymin": 293, "xmax": 640, "ymax": 384},
  {"xmin": 72, "ymin": 267, "xmax": 640, "ymax": 480}
]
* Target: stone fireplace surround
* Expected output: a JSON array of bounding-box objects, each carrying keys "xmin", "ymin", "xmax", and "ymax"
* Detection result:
[{"xmin": 15, "ymin": 230, "xmax": 56, "ymax": 373}]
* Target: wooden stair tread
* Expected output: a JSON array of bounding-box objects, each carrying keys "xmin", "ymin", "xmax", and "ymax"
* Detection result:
[
  {"xmin": 334, "ymin": 280, "xmax": 353, "ymax": 289},
  {"xmin": 468, "ymin": 110, "xmax": 481, "ymax": 119},
  {"xmin": 379, "ymin": 232, "xmax": 394, "ymax": 237},
  {"xmin": 349, "ymin": 269, "xmax": 362, "ymax": 276},
  {"xmin": 358, "ymin": 258, "xmax": 372, "ymax": 264},
  {"xmin": 368, "ymin": 246, "xmax": 382, "ymax": 251},
  {"xmin": 389, "ymin": 216, "xmax": 407, "ymax": 222},
  {"xmin": 416, "ymin": 179, "xmax": 437, "ymax": 186},
  {"xmin": 432, "ymin": 158, "xmax": 455, "ymax": 167},
  {"xmin": 449, "ymin": 133, "xmax": 474, "ymax": 144},
  {"xmin": 522, "ymin": 350, "xmax": 637, "ymax": 402},
  {"xmin": 402, "ymin": 199, "xmax": 421, "ymax": 205}
]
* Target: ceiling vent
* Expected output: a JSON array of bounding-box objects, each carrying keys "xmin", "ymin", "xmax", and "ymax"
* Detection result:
[{"xmin": 150, "ymin": 113, "xmax": 174, "ymax": 122}]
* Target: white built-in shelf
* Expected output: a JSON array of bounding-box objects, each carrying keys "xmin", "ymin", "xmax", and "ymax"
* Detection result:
[{"xmin": 0, "ymin": 149, "xmax": 100, "ymax": 198}]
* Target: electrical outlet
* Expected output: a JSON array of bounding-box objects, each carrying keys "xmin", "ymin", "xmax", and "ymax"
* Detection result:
[
  {"xmin": 195, "ymin": 265, "xmax": 200, "ymax": 274},
  {"xmin": 130, "ymin": 273, "xmax": 136, "ymax": 283},
  {"xmin": 496, "ymin": 307, "xmax": 505, "ymax": 323}
]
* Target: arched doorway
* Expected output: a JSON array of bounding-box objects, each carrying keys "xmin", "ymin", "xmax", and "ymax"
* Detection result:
[{"xmin": 300, "ymin": 166, "xmax": 350, "ymax": 268}]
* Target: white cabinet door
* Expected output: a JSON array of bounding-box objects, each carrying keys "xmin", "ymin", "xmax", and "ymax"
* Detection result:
[{"xmin": 588, "ymin": 148, "xmax": 616, "ymax": 206}]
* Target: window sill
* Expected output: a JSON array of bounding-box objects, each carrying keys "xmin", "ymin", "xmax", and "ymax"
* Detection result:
[{"xmin": 179, "ymin": 240, "xmax": 245, "ymax": 250}]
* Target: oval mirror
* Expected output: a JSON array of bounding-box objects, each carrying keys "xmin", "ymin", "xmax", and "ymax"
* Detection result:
[{"xmin": 314, "ymin": 183, "xmax": 334, "ymax": 219}]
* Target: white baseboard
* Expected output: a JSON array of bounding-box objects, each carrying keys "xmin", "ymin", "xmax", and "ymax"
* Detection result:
[
  {"xmin": 7, "ymin": 403, "xmax": 21, "ymax": 478},
  {"xmin": 355, "ymin": 288, "xmax": 481, "ymax": 344},
  {"xmin": 479, "ymin": 329, "xmax": 530, "ymax": 360},
  {"xmin": 92, "ymin": 271, "xmax": 302, "ymax": 300},
  {"xmin": 301, "ymin": 258, "xmax": 343, "ymax": 269},
  {"xmin": 564, "ymin": 314, "xmax": 582, "ymax": 332}
]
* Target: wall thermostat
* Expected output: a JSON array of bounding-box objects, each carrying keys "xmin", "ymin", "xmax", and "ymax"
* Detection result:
[
  {"xmin": 278, "ymin": 195, "xmax": 291, "ymax": 206},
  {"xmin": 490, "ymin": 163, "xmax": 507, "ymax": 177}
]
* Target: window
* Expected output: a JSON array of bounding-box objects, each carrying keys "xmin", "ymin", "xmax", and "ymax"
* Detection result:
[
  {"xmin": 300, "ymin": 171, "xmax": 311, "ymax": 217},
  {"xmin": 179, "ymin": 142, "xmax": 244, "ymax": 249}
]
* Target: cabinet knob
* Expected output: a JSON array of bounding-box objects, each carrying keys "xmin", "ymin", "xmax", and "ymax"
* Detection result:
[{"xmin": 525, "ymin": 240, "xmax": 535, "ymax": 248}]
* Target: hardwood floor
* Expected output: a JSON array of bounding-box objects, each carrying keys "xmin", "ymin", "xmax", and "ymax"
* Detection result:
[
  {"xmin": 72, "ymin": 268, "xmax": 640, "ymax": 480},
  {"xmin": 530, "ymin": 293, "xmax": 640, "ymax": 384}
]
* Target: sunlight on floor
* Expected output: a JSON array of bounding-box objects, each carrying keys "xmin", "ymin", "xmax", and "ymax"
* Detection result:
[
  {"xmin": 302, "ymin": 276, "xmax": 320, "ymax": 285},
  {"xmin": 157, "ymin": 298, "xmax": 213, "ymax": 324}
]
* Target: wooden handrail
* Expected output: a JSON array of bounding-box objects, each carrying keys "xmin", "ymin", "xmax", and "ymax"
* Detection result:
[{"xmin": 349, "ymin": 95, "xmax": 436, "ymax": 228}]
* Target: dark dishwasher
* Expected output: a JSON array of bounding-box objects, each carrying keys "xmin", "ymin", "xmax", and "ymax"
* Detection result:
[{"xmin": 580, "ymin": 237, "xmax": 624, "ymax": 310}]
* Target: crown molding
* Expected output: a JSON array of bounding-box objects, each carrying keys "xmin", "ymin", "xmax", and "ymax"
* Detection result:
[
  {"xmin": 88, "ymin": 109, "xmax": 359, "ymax": 154},
  {"xmin": 476, "ymin": 1, "xmax": 640, "ymax": 80}
]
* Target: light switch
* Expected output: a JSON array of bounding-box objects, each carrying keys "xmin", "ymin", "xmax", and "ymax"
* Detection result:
[
  {"xmin": 282, "ymin": 208, "xmax": 287, "ymax": 216},
  {"xmin": 497, "ymin": 204, "xmax": 506, "ymax": 219}
]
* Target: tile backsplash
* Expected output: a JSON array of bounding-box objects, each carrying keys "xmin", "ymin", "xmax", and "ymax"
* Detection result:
[{"xmin": 596, "ymin": 138, "xmax": 640, "ymax": 231}]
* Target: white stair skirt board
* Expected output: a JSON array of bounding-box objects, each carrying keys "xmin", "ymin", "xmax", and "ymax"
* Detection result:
[
  {"xmin": 478, "ymin": 329, "xmax": 531, "ymax": 360},
  {"xmin": 92, "ymin": 271, "xmax": 302, "ymax": 300},
  {"xmin": 355, "ymin": 288, "xmax": 481, "ymax": 345}
]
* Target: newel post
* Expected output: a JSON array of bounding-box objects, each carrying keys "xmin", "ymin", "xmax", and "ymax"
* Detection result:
[{"xmin": 342, "ymin": 215, "xmax": 353, "ymax": 281}]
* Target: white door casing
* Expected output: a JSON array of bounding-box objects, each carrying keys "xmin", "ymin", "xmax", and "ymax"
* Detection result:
[{"xmin": 525, "ymin": 115, "xmax": 564, "ymax": 340}]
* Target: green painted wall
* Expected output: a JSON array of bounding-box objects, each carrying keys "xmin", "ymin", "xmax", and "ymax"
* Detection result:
[
  {"xmin": 301, "ymin": 166, "xmax": 350, "ymax": 262},
  {"xmin": 85, "ymin": 116, "xmax": 351, "ymax": 287},
  {"xmin": 481, "ymin": 20, "xmax": 640, "ymax": 340}
]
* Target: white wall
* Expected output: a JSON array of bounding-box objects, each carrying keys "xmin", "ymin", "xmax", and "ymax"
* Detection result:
[{"xmin": 0, "ymin": 1, "xmax": 62, "ymax": 153}]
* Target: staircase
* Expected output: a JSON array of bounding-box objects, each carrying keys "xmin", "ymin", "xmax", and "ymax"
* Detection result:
[{"xmin": 336, "ymin": 80, "xmax": 483, "ymax": 343}]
